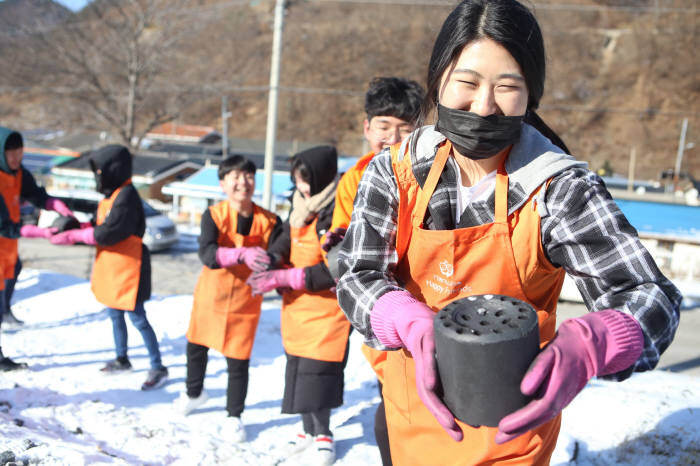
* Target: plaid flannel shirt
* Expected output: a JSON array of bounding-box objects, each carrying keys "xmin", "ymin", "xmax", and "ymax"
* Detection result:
[{"xmin": 337, "ymin": 149, "xmax": 681, "ymax": 380}]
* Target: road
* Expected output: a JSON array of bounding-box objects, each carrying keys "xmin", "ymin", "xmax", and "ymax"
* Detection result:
[
  {"xmin": 17, "ymin": 233, "xmax": 203, "ymax": 297},
  {"xmin": 16, "ymin": 235, "xmax": 700, "ymax": 377}
]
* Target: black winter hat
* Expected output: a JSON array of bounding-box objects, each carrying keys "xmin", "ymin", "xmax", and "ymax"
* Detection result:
[
  {"xmin": 291, "ymin": 145, "xmax": 337, "ymax": 196},
  {"xmin": 88, "ymin": 144, "xmax": 133, "ymax": 196}
]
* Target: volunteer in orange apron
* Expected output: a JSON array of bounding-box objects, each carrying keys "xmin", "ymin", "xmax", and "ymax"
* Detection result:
[
  {"xmin": 175, "ymin": 155, "xmax": 282, "ymax": 442},
  {"xmin": 337, "ymin": 1, "xmax": 680, "ymax": 464},
  {"xmin": 51, "ymin": 144, "xmax": 169, "ymax": 391},
  {"xmin": 0, "ymin": 126, "xmax": 75, "ymax": 371},
  {"xmin": 321, "ymin": 77, "xmax": 424, "ymax": 466},
  {"xmin": 248, "ymin": 145, "xmax": 348, "ymax": 466}
]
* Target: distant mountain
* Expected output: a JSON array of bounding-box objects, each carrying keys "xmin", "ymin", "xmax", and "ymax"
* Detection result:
[
  {"xmin": 0, "ymin": 0, "xmax": 697, "ymax": 180},
  {"xmin": 0, "ymin": 0, "xmax": 73, "ymax": 36}
]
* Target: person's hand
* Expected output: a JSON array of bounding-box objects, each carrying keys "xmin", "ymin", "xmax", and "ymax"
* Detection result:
[
  {"xmin": 45, "ymin": 198, "xmax": 75, "ymax": 218},
  {"xmin": 321, "ymin": 227, "xmax": 346, "ymax": 252},
  {"xmin": 238, "ymin": 247, "xmax": 271, "ymax": 272},
  {"xmin": 20, "ymin": 224, "xmax": 57, "ymax": 239},
  {"xmin": 246, "ymin": 268, "xmax": 305, "ymax": 295},
  {"xmin": 371, "ymin": 290, "xmax": 463, "ymax": 441},
  {"xmin": 216, "ymin": 246, "xmax": 270, "ymax": 272},
  {"xmin": 50, "ymin": 227, "xmax": 96, "ymax": 245},
  {"xmin": 495, "ymin": 309, "xmax": 643, "ymax": 444}
]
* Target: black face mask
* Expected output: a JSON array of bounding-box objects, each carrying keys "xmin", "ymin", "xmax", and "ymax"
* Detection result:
[{"xmin": 435, "ymin": 104, "xmax": 524, "ymax": 160}]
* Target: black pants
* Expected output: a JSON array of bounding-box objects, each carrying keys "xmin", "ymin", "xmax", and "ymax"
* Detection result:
[
  {"xmin": 375, "ymin": 382, "xmax": 392, "ymax": 466},
  {"xmin": 302, "ymin": 408, "xmax": 331, "ymax": 437},
  {"xmin": 1, "ymin": 257, "xmax": 21, "ymax": 319},
  {"xmin": 186, "ymin": 341, "xmax": 249, "ymax": 417}
]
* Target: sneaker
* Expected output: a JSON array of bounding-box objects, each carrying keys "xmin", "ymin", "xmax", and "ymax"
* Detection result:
[
  {"xmin": 0, "ymin": 356, "xmax": 28, "ymax": 372},
  {"xmin": 141, "ymin": 367, "xmax": 169, "ymax": 391},
  {"xmin": 3, "ymin": 310, "xmax": 24, "ymax": 326},
  {"xmin": 221, "ymin": 415, "xmax": 247, "ymax": 443},
  {"xmin": 100, "ymin": 358, "xmax": 132, "ymax": 373},
  {"xmin": 279, "ymin": 432, "xmax": 314, "ymax": 458},
  {"xmin": 175, "ymin": 390, "xmax": 209, "ymax": 415},
  {"xmin": 312, "ymin": 435, "xmax": 335, "ymax": 465}
]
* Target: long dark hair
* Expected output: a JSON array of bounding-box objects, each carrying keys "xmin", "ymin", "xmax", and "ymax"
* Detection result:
[{"xmin": 414, "ymin": 0, "xmax": 568, "ymax": 153}]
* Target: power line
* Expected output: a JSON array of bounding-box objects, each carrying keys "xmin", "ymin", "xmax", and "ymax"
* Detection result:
[{"xmin": 1, "ymin": 84, "xmax": 695, "ymax": 117}]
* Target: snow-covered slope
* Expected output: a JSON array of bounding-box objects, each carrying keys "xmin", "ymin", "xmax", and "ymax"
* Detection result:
[{"xmin": 1, "ymin": 269, "xmax": 698, "ymax": 465}]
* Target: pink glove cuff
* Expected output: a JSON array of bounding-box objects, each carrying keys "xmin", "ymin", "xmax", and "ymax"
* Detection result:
[
  {"xmin": 583, "ymin": 309, "xmax": 644, "ymax": 375},
  {"xmin": 20, "ymin": 224, "xmax": 55, "ymax": 238},
  {"xmin": 287, "ymin": 267, "xmax": 306, "ymax": 290},
  {"xmin": 215, "ymin": 247, "xmax": 242, "ymax": 268},
  {"xmin": 78, "ymin": 227, "xmax": 96, "ymax": 245},
  {"xmin": 44, "ymin": 198, "xmax": 60, "ymax": 210},
  {"xmin": 371, "ymin": 290, "xmax": 430, "ymax": 349},
  {"xmin": 45, "ymin": 198, "xmax": 74, "ymax": 217}
]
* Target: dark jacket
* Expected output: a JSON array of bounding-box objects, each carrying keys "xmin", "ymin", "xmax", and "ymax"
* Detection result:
[
  {"xmin": 267, "ymin": 145, "xmax": 338, "ymax": 291},
  {"xmin": 198, "ymin": 208, "xmax": 284, "ymax": 268},
  {"xmin": 89, "ymin": 145, "xmax": 151, "ymax": 302},
  {"xmin": 267, "ymin": 199, "xmax": 336, "ymax": 291}
]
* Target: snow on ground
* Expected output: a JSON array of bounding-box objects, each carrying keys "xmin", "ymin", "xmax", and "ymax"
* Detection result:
[{"xmin": 1, "ymin": 269, "xmax": 699, "ymax": 465}]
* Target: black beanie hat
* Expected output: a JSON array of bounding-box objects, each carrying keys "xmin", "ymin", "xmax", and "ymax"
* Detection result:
[{"xmin": 5, "ymin": 132, "xmax": 23, "ymax": 151}]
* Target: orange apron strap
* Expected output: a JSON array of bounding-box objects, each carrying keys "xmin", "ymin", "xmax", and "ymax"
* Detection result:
[{"xmin": 413, "ymin": 143, "xmax": 451, "ymax": 225}]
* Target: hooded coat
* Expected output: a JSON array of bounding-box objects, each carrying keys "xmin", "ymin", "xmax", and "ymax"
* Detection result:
[
  {"xmin": 265, "ymin": 145, "xmax": 350, "ymax": 413},
  {"xmin": 0, "ymin": 126, "xmax": 48, "ymax": 283},
  {"xmin": 89, "ymin": 145, "xmax": 151, "ymax": 307},
  {"xmin": 267, "ymin": 145, "xmax": 338, "ymax": 291}
]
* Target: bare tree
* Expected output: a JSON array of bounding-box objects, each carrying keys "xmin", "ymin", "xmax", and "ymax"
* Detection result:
[{"xmin": 7, "ymin": 0, "xmax": 200, "ymax": 150}]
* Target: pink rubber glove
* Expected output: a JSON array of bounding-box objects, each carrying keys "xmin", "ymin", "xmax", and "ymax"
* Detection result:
[
  {"xmin": 246, "ymin": 268, "xmax": 305, "ymax": 295},
  {"xmin": 45, "ymin": 198, "xmax": 75, "ymax": 218},
  {"xmin": 20, "ymin": 224, "xmax": 58, "ymax": 239},
  {"xmin": 50, "ymin": 227, "xmax": 96, "ymax": 245},
  {"xmin": 495, "ymin": 309, "xmax": 643, "ymax": 444},
  {"xmin": 321, "ymin": 227, "xmax": 347, "ymax": 252},
  {"xmin": 216, "ymin": 246, "xmax": 271, "ymax": 272},
  {"xmin": 371, "ymin": 290, "xmax": 463, "ymax": 441}
]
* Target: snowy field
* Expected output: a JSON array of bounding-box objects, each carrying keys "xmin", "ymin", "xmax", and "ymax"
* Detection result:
[{"xmin": 1, "ymin": 269, "xmax": 699, "ymax": 465}]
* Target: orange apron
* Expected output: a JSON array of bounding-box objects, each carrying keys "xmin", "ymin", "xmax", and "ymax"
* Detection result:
[
  {"xmin": 187, "ymin": 202, "xmax": 277, "ymax": 359},
  {"xmin": 329, "ymin": 150, "xmax": 375, "ymax": 232},
  {"xmin": 0, "ymin": 169, "xmax": 21, "ymax": 285},
  {"xmin": 282, "ymin": 216, "xmax": 351, "ymax": 362},
  {"xmin": 384, "ymin": 141, "xmax": 564, "ymax": 465},
  {"xmin": 91, "ymin": 181, "xmax": 142, "ymax": 311}
]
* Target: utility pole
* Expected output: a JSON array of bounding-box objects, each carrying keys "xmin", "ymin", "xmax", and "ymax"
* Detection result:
[
  {"xmin": 673, "ymin": 118, "xmax": 688, "ymax": 192},
  {"xmin": 263, "ymin": 0, "xmax": 285, "ymax": 210},
  {"xmin": 222, "ymin": 96, "xmax": 231, "ymax": 157},
  {"xmin": 627, "ymin": 147, "xmax": 636, "ymax": 192}
]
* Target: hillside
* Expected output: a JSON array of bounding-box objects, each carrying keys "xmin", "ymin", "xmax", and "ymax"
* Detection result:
[
  {"xmin": 0, "ymin": 0, "xmax": 697, "ymax": 181},
  {"xmin": 0, "ymin": 0, "xmax": 72, "ymax": 33}
]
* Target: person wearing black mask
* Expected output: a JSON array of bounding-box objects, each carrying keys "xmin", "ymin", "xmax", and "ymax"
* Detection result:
[
  {"xmin": 335, "ymin": 1, "xmax": 680, "ymax": 464},
  {"xmin": 247, "ymin": 145, "xmax": 349, "ymax": 466},
  {"xmin": 51, "ymin": 144, "xmax": 168, "ymax": 391}
]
